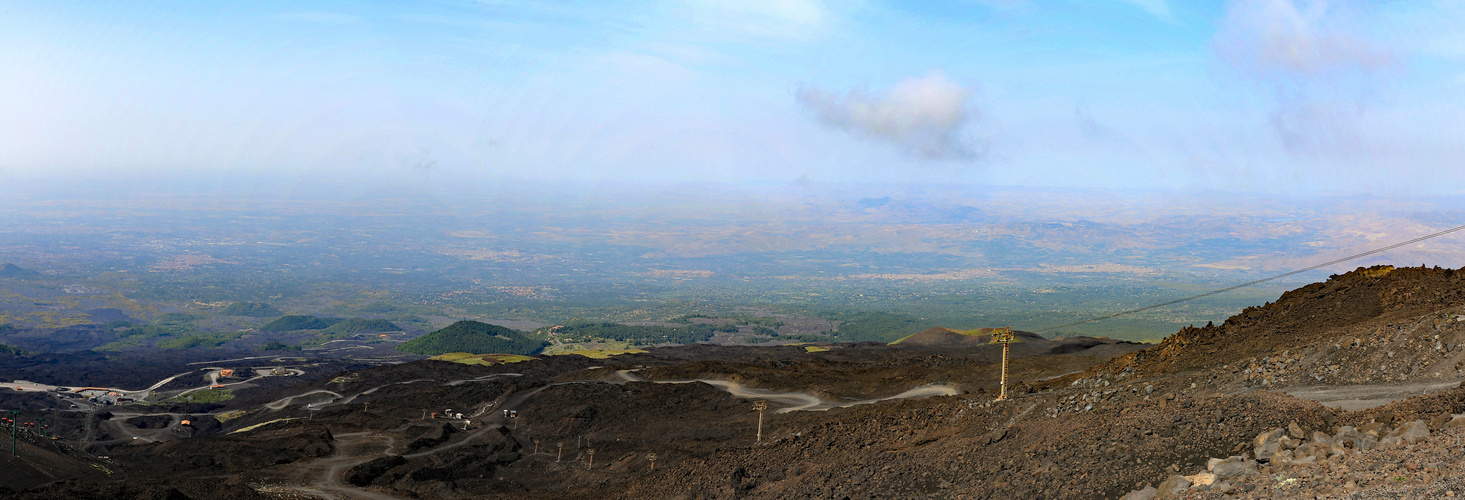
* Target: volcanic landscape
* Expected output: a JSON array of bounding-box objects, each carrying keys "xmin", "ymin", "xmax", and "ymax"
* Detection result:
[{"xmin": 6, "ymin": 266, "xmax": 1465, "ymax": 499}]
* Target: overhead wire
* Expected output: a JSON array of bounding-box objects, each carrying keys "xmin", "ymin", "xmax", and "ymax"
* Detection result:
[{"xmin": 1035, "ymin": 223, "xmax": 1465, "ymax": 334}]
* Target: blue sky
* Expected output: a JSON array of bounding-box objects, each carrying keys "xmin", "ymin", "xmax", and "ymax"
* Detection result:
[{"xmin": 2, "ymin": 1, "xmax": 1463, "ymax": 195}]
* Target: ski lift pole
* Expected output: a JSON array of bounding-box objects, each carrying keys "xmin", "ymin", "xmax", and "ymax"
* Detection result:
[
  {"xmin": 991, "ymin": 327, "xmax": 1014, "ymax": 401},
  {"xmin": 9, "ymin": 410, "xmax": 19, "ymax": 456},
  {"xmin": 752, "ymin": 401, "xmax": 768, "ymax": 443}
]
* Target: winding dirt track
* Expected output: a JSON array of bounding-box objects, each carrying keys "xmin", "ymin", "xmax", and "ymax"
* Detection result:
[
  {"xmin": 238, "ymin": 369, "xmax": 958, "ymax": 498},
  {"xmin": 613, "ymin": 369, "xmax": 959, "ymax": 413},
  {"xmin": 276, "ymin": 432, "xmax": 405, "ymax": 500},
  {"xmin": 264, "ymin": 390, "xmax": 344, "ymax": 410},
  {"xmin": 1285, "ymin": 379, "xmax": 1465, "ymax": 411}
]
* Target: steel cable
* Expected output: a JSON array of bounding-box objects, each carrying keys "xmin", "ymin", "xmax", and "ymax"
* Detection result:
[{"xmin": 1036, "ymin": 223, "xmax": 1465, "ymax": 334}]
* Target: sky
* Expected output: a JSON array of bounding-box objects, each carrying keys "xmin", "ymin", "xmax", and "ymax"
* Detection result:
[{"xmin": 2, "ymin": 0, "xmax": 1464, "ymax": 195}]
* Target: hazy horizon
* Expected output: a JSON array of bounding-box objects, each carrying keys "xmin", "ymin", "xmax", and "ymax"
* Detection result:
[
  {"xmin": 4, "ymin": 1, "xmax": 1465, "ymax": 196},
  {"xmin": 3, "ymin": 0, "xmax": 1465, "ymax": 341}
]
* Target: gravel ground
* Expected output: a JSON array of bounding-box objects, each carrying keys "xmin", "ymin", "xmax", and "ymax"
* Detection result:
[{"xmin": 1125, "ymin": 419, "xmax": 1465, "ymax": 499}]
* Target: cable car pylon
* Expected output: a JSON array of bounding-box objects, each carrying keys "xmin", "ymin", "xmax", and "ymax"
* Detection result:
[{"xmin": 990, "ymin": 327, "xmax": 1014, "ymax": 401}]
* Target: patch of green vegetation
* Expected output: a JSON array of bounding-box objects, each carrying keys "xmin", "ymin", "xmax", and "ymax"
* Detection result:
[
  {"xmin": 776, "ymin": 333, "xmax": 837, "ymax": 343},
  {"xmin": 359, "ymin": 302, "xmax": 398, "ymax": 313},
  {"xmin": 552, "ymin": 320, "xmax": 719, "ymax": 345},
  {"xmin": 116, "ymin": 324, "xmax": 182, "ymax": 339},
  {"xmin": 0, "ymin": 343, "xmax": 26, "ymax": 356},
  {"xmin": 173, "ymin": 388, "xmax": 234, "ymax": 403},
  {"xmin": 431, "ymin": 352, "xmax": 536, "ymax": 365},
  {"xmin": 320, "ymin": 318, "xmax": 398, "ymax": 336},
  {"xmin": 552, "ymin": 348, "xmax": 647, "ymax": 359},
  {"xmin": 259, "ymin": 315, "xmax": 343, "ymax": 332},
  {"xmin": 94, "ymin": 338, "xmax": 148, "ymax": 351},
  {"xmin": 153, "ymin": 313, "xmax": 201, "ymax": 328},
  {"xmin": 667, "ymin": 314, "xmax": 712, "ymax": 324},
  {"xmin": 107, "ymin": 314, "xmax": 200, "ymax": 343},
  {"xmin": 667, "ymin": 314, "xmax": 785, "ymax": 328},
  {"xmin": 158, "ymin": 331, "xmax": 245, "ymax": 349},
  {"xmin": 298, "ymin": 318, "xmax": 401, "ymax": 346},
  {"xmin": 215, "ymin": 410, "xmax": 249, "ymax": 422},
  {"xmin": 398, "ymin": 320, "xmax": 548, "ymax": 356},
  {"xmin": 219, "ymin": 302, "xmax": 282, "ymax": 317},
  {"xmin": 0, "ymin": 263, "xmax": 40, "ymax": 278},
  {"xmin": 128, "ymin": 278, "xmax": 310, "ymax": 304},
  {"xmin": 257, "ymin": 341, "xmax": 301, "ymax": 351},
  {"xmin": 819, "ymin": 311, "xmax": 937, "ymax": 343},
  {"xmin": 394, "ymin": 314, "xmax": 427, "ymax": 324}
]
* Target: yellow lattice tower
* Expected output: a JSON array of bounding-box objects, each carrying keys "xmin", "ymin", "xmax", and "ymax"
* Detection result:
[{"xmin": 991, "ymin": 327, "xmax": 1014, "ymax": 401}]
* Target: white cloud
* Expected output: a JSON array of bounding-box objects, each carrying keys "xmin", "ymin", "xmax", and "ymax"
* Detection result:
[
  {"xmin": 1214, "ymin": 0, "xmax": 1392, "ymax": 77},
  {"xmin": 797, "ymin": 72, "xmax": 981, "ymax": 161},
  {"xmin": 1213, "ymin": 0, "xmax": 1396, "ymax": 155}
]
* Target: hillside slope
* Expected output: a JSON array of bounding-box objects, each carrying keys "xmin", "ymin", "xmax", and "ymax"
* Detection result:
[
  {"xmin": 397, "ymin": 320, "xmax": 547, "ymax": 356},
  {"xmin": 218, "ymin": 302, "xmax": 282, "ymax": 318},
  {"xmin": 259, "ymin": 315, "xmax": 342, "ymax": 332},
  {"xmin": 1090, "ymin": 265, "xmax": 1465, "ymax": 380},
  {"xmin": 8, "ymin": 265, "xmax": 1465, "ymax": 499}
]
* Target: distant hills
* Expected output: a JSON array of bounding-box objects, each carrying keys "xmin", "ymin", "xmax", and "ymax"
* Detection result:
[
  {"xmin": 320, "ymin": 318, "xmax": 399, "ymax": 336},
  {"xmin": 219, "ymin": 302, "xmax": 283, "ymax": 318},
  {"xmin": 397, "ymin": 320, "xmax": 547, "ymax": 356},
  {"xmin": 890, "ymin": 327, "xmax": 1045, "ymax": 346},
  {"xmin": 292, "ymin": 317, "xmax": 402, "ymax": 346},
  {"xmin": 0, "ymin": 263, "xmax": 39, "ymax": 278},
  {"xmin": 258, "ymin": 315, "xmax": 399, "ymax": 344},
  {"xmin": 257, "ymin": 315, "xmax": 399, "ymax": 334},
  {"xmin": 259, "ymin": 315, "xmax": 343, "ymax": 332}
]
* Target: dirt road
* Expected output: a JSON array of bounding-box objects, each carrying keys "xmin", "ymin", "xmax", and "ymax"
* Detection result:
[{"xmin": 1285, "ymin": 379, "xmax": 1464, "ymax": 411}]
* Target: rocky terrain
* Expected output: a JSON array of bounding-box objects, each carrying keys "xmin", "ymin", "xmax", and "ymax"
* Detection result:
[{"xmin": 2, "ymin": 265, "xmax": 1464, "ymax": 499}]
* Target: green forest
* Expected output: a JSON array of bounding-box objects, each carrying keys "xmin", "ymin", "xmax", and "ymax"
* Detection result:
[
  {"xmin": 304, "ymin": 318, "xmax": 402, "ymax": 345},
  {"xmin": 320, "ymin": 318, "xmax": 399, "ymax": 336},
  {"xmin": 554, "ymin": 321, "xmax": 720, "ymax": 345},
  {"xmin": 260, "ymin": 315, "xmax": 344, "ymax": 332},
  {"xmin": 0, "ymin": 343, "xmax": 25, "ymax": 356},
  {"xmin": 818, "ymin": 311, "xmax": 937, "ymax": 343},
  {"xmin": 397, "ymin": 320, "xmax": 548, "ymax": 356}
]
